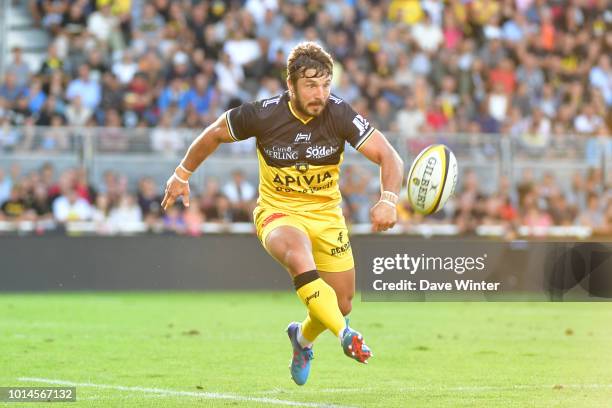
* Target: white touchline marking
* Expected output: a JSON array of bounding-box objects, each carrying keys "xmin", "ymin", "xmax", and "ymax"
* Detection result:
[
  {"xmin": 17, "ymin": 378, "xmax": 358, "ymax": 408},
  {"xmin": 258, "ymin": 383, "xmax": 612, "ymax": 395},
  {"xmin": 398, "ymin": 384, "xmax": 612, "ymax": 392},
  {"xmin": 257, "ymin": 388, "xmax": 367, "ymax": 395}
]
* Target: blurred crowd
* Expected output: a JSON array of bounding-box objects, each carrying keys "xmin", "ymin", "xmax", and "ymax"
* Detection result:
[
  {"xmin": 0, "ymin": 163, "xmax": 257, "ymax": 235},
  {"xmin": 0, "ymin": 0, "xmax": 610, "ymax": 237},
  {"xmin": 341, "ymin": 164, "xmax": 611, "ymax": 236},
  {"xmin": 0, "ymin": 162, "xmax": 610, "ymax": 237},
  {"xmin": 0, "ymin": 0, "xmax": 609, "ymax": 154}
]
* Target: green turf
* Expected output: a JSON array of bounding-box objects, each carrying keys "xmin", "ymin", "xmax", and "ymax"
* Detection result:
[{"xmin": 1, "ymin": 293, "xmax": 611, "ymax": 407}]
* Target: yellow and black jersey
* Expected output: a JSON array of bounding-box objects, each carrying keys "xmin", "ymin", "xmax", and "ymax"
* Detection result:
[{"xmin": 226, "ymin": 92, "xmax": 376, "ymax": 212}]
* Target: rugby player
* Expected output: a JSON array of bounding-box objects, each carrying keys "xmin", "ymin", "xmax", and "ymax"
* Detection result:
[{"xmin": 161, "ymin": 42, "xmax": 404, "ymax": 385}]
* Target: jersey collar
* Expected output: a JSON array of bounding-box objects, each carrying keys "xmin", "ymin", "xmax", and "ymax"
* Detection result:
[{"xmin": 287, "ymin": 97, "xmax": 314, "ymax": 125}]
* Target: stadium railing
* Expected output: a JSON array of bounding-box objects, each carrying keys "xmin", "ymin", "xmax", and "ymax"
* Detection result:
[
  {"xmin": 1, "ymin": 125, "xmax": 607, "ymax": 189},
  {"xmin": 0, "ymin": 218, "xmax": 596, "ymax": 240}
]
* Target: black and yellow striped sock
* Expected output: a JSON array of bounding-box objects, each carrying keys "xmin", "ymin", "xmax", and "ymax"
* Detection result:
[{"xmin": 294, "ymin": 270, "xmax": 346, "ymax": 338}]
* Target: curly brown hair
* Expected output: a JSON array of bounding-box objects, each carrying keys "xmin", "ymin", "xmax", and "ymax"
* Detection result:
[{"xmin": 286, "ymin": 42, "xmax": 333, "ymax": 86}]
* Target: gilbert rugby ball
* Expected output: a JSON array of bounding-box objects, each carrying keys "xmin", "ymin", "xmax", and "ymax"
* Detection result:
[{"xmin": 407, "ymin": 144, "xmax": 458, "ymax": 215}]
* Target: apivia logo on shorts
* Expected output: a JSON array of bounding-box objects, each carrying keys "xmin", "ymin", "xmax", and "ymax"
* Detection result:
[
  {"xmin": 294, "ymin": 132, "xmax": 311, "ymax": 144},
  {"xmin": 263, "ymin": 145, "xmax": 298, "ymax": 160},
  {"xmin": 305, "ymin": 145, "xmax": 339, "ymax": 159},
  {"xmin": 352, "ymin": 114, "xmax": 370, "ymax": 137}
]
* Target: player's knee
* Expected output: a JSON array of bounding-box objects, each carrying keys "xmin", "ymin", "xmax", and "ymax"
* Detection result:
[
  {"xmin": 339, "ymin": 296, "xmax": 353, "ymax": 316},
  {"xmin": 283, "ymin": 247, "xmax": 314, "ymax": 274}
]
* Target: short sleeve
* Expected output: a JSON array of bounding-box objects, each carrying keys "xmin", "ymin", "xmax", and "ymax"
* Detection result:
[
  {"xmin": 340, "ymin": 102, "xmax": 376, "ymax": 150},
  {"xmin": 225, "ymin": 102, "xmax": 259, "ymax": 141}
]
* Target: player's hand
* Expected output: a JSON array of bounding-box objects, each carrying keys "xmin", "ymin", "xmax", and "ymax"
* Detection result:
[
  {"xmin": 161, "ymin": 173, "xmax": 190, "ymax": 211},
  {"xmin": 370, "ymin": 201, "xmax": 397, "ymax": 232}
]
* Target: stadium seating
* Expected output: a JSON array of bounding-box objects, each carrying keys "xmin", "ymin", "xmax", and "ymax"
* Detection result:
[{"xmin": 0, "ymin": 0, "xmax": 609, "ymax": 237}]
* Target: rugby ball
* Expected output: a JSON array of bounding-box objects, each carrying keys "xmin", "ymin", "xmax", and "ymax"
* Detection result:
[{"xmin": 407, "ymin": 144, "xmax": 458, "ymax": 215}]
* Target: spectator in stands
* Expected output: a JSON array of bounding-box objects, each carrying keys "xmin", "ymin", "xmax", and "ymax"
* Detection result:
[
  {"xmin": 576, "ymin": 193, "xmax": 606, "ymax": 231},
  {"xmin": 412, "ymin": 12, "xmax": 443, "ymax": 53},
  {"xmin": 589, "ymin": 54, "xmax": 611, "ymax": 106},
  {"xmin": 183, "ymin": 201, "xmax": 205, "ymax": 236},
  {"xmin": 574, "ymin": 103, "xmax": 605, "ymax": 135},
  {"xmin": 100, "ymin": 72, "xmax": 123, "ymax": 113},
  {"xmin": 41, "ymin": 0, "xmax": 67, "ymax": 31},
  {"xmin": 87, "ymin": 3, "xmax": 119, "ymax": 47},
  {"xmin": 1, "ymin": 185, "xmax": 27, "ymax": 219},
  {"xmin": 11, "ymin": 95, "xmax": 34, "ymax": 126},
  {"xmin": 61, "ymin": 1, "xmax": 88, "ymax": 39},
  {"xmin": 66, "ymin": 64, "xmax": 101, "ymax": 111},
  {"xmin": 151, "ymin": 112, "xmax": 185, "ymax": 153},
  {"xmin": 98, "ymin": 108, "xmax": 128, "ymax": 152},
  {"xmin": 122, "ymin": 72, "xmax": 153, "ymax": 120},
  {"xmin": 0, "ymin": 168, "xmax": 12, "ymax": 206},
  {"xmin": 108, "ymin": 193, "xmax": 143, "ymax": 229},
  {"xmin": 112, "ymin": 50, "xmax": 138, "ymax": 85},
  {"xmin": 158, "ymin": 77, "xmax": 190, "ymax": 114},
  {"xmin": 137, "ymin": 177, "xmax": 162, "ymax": 225},
  {"xmin": 549, "ymin": 193, "xmax": 577, "ymax": 226},
  {"xmin": 38, "ymin": 44, "xmax": 64, "ymax": 77},
  {"xmin": 223, "ymin": 27, "xmax": 262, "ymax": 69},
  {"xmin": 0, "ymin": 116, "xmax": 20, "ymax": 151},
  {"xmin": 65, "ymin": 95, "xmax": 92, "ymax": 127},
  {"xmin": 214, "ymin": 51, "xmax": 247, "ymax": 101},
  {"xmin": 340, "ymin": 165, "xmax": 372, "ymax": 224},
  {"xmin": 25, "ymin": 182, "xmax": 52, "ymax": 220},
  {"xmin": 370, "ymin": 97, "xmax": 395, "ymax": 133},
  {"xmin": 207, "ymin": 193, "xmax": 235, "ymax": 223},
  {"xmin": 187, "ymin": 74, "xmax": 217, "ymax": 116},
  {"xmin": 522, "ymin": 202, "xmax": 553, "ymax": 235},
  {"xmin": 162, "ymin": 204, "xmax": 186, "ymax": 234},
  {"xmin": 6, "ymin": 47, "xmax": 31, "ymax": 89},
  {"xmin": 52, "ymin": 187, "xmax": 93, "ymax": 222},
  {"xmin": 26, "ymin": 79, "xmax": 47, "ymax": 115},
  {"xmin": 199, "ymin": 177, "xmax": 221, "ymax": 220},
  {"xmin": 221, "ymin": 170, "xmax": 256, "ymax": 222},
  {"xmin": 585, "ymin": 127, "xmax": 612, "ymax": 167},
  {"xmin": 395, "ymin": 95, "xmax": 425, "ymax": 139},
  {"xmin": 38, "ymin": 114, "xmax": 69, "ymax": 151},
  {"xmin": 0, "ymin": 72, "xmax": 27, "ymax": 104}
]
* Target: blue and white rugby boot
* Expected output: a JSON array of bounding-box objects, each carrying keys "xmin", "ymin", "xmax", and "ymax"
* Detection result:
[
  {"xmin": 286, "ymin": 322, "xmax": 314, "ymax": 385},
  {"xmin": 341, "ymin": 320, "xmax": 373, "ymax": 364}
]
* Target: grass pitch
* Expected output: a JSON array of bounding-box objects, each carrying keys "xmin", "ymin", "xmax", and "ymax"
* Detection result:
[{"xmin": 1, "ymin": 292, "xmax": 611, "ymax": 407}]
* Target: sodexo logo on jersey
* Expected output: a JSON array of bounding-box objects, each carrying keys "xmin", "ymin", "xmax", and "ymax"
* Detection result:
[{"xmin": 305, "ymin": 145, "xmax": 339, "ymax": 159}]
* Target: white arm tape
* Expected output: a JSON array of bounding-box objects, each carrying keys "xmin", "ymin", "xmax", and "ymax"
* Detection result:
[
  {"xmin": 378, "ymin": 199, "xmax": 397, "ymax": 208},
  {"xmin": 381, "ymin": 191, "xmax": 399, "ymax": 204},
  {"xmin": 173, "ymin": 173, "xmax": 189, "ymax": 184},
  {"xmin": 178, "ymin": 163, "xmax": 194, "ymax": 174}
]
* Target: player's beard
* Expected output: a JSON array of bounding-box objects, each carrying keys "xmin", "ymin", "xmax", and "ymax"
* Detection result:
[{"xmin": 293, "ymin": 88, "xmax": 327, "ymax": 118}]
